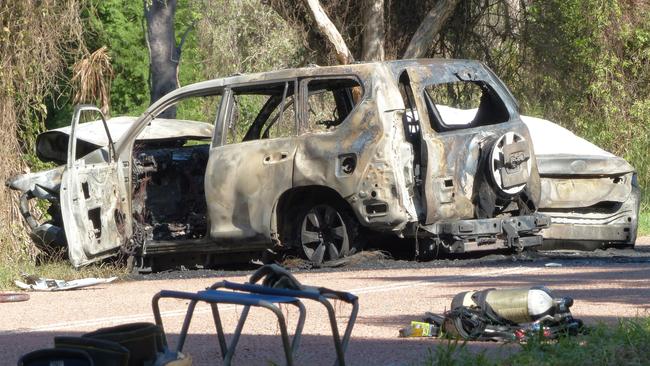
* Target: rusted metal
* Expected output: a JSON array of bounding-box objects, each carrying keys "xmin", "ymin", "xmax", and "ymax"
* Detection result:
[{"xmin": 5, "ymin": 59, "xmax": 638, "ymax": 268}]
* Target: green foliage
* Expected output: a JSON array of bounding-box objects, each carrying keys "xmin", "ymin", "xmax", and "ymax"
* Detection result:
[
  {"xmin": 515, "ymin": 1, "xmax": 650, "ymax": 208},
  {"xmin": 44, "ymin": 0, "xmax": 149, "ymax": 129},
  {"xmin": 84, "ymin": 0, "xmax": 150, "ymax": 117},
  {"xmin": 192, "ymin": 0, "xmax": 305, "ymax": 77},
  {"xmin": 639, "ymin": 212, "xmax": 650, "ymax": 236},
  {"xmin": 421, "ymin": 318, "xmax": 650, "ymax": 366},
  {"xmin": 175, "ymin": 0, "xmax": 204, "ymax": 87},
  {"xmin": 432, "ymin": 1, "xmax": 650, "ymax": 210},
  {"xmin": 436, "ymin": 0, "xmax": 650, "ymax": 210},
  {"xmin": 45, "ymin": 0, "xmax": 304, "ymax": 128},
  {"xmin": 421, "ymin": 339, "xmax": 492, "ymax": 366},
  {"xmin": 174, "ymin": 0, "xmax": 305, "ymax": 137},
  {"xmin": 175, "ymin": 95, "xmax": 222, "ymax": 123}
]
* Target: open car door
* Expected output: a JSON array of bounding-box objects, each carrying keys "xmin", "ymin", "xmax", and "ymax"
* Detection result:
[
  {"xmin": 60, "ymin": 105, "xmax": 129, "ymax": 267},
  {"xmin": 403, "ymin": 64, "xmax": 537, "ymax": 225}
]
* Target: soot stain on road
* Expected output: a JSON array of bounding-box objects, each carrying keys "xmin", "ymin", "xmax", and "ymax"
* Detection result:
[{"xmin": 129, "ymin": 238, "xmax": 650, "ymax": 282}]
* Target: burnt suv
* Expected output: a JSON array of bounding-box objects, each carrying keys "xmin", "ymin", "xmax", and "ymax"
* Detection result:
[{"xmin": 7, "ymin": 59, "xmax": 549, "ymax": 269}]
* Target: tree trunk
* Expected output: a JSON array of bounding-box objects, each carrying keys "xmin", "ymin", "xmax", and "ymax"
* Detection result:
[
  {"xmin": 144, "ymin": 0, "xmax": 179, "ymax": 118},
  {"xmin": 402, "ymin": 0, "xmax": 460, "ymax": 59},
  {"xmin": 303, "ymin": 0, "xmax": 355, "ymax": 64},
  {"xmin": 361, "ymin": 0, "xmax": 385, "ymax": 61}
]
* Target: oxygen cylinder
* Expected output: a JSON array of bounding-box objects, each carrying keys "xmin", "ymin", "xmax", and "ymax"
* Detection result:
[{"xmin": 452, "ymin": 287, "xmax": 558, "ymax": 323}]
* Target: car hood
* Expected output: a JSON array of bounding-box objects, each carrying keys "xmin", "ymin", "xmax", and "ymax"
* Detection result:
[
  {"xmin": 36, "ymin": 116, "xmax": 214, "ymax": 164},
  {"xmin": 521, "ymin": 115, "xmax": 634, "ymax": 176}
]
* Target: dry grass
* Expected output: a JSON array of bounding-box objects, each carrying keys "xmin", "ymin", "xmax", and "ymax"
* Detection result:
[
  {"xmin": 0, "ymin": 259, "xmax": 128, "ymax": 290},
  {"xmin": 0, "ymin": 1, "xmax": 86, "ymax": 264},
  {"xmin": 639, "ymin": 212, "xmax": 650, "ymax": 237},
  {"xmin": 71, "ymin": 46, "xmax": 114, "ymax": 115}
]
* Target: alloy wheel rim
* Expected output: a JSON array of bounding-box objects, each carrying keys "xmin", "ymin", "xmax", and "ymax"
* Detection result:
[{"xmin": 300, "ymin": 204, "xmax": 349, "ymax": 264}]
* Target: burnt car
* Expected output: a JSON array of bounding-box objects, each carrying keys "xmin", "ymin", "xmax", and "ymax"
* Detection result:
[
  {"xmin": 434, "ymin": 106, "xmax": 640, "ymax": 249},
  {"xmin": 7, "ymin": 114, "xmax": 214, "ymax": 254},
  {"xmin": 7, "ymin": 59, "xmax": 551, "ymax": 270},
  {"xmin": 522, "ymin": 116, "xmax": 640, "ymax": 249}
]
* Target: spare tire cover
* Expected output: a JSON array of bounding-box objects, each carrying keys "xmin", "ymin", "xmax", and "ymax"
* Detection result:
[{"xmin": 488, "ymin": 132, "xmax": 531, "ymax": 196}]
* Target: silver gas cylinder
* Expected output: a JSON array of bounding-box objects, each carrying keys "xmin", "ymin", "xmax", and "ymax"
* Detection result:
[{"xmin": 452, "ymin": 287, "xmax": 563, "ymax": 323}]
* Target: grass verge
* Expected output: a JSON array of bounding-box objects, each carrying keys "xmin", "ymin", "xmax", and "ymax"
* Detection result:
[
  {"xmin": 422, "ymin": 318, "xmax": 650, "ymax": 366},
  {"xmin": 638, "ymin": 211, "xmax": 650, "ymax": 237},
  {"xmin": 0, "ymin": 258, "xmax": 127, "ymax": 290}
]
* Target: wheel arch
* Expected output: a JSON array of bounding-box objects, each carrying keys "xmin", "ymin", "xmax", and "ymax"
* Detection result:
[{"xmin": 272, "ymin": 185, "xmax": 358, "ymax": 246}]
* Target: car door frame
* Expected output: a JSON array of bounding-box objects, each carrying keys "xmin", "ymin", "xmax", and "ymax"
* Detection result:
[
  {"xmin": 60, "ymin": 105, "xmax": 129, "ymax": 267},
  {"xmin": 205, "ymin": 79, "xmax": 299, "ymax": 245},
  {"xmin": 403, "ymin": 63, "xmax": 527, "ymax": 224}
]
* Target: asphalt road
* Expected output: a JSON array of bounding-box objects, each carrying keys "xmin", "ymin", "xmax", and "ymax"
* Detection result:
[{"xmin": 2, "ymin": 238, "xmax": 649, "ymax": 365}]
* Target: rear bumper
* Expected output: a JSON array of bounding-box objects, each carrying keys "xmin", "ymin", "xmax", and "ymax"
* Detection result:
[
  {"xmin": 420, "ymin": 213, "xmax": 550, "ymax": 253},
  {"xmin": 539, "ymin": 185, "xmax": 640, "ymax": 246},
  {"xmin": 541, "ymin": 222, "xmax": 633, "ymax": 242}
]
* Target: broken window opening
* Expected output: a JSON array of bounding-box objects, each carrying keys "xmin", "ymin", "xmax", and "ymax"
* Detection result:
[
  {"xmin": 423, "ymin": 81, "xmax": 509, "ymax": 132},
  {"xmin": 226, "ymin": 81, "xmax": 297, "ymax": 144},
  {"xmin": 303, "ymin": 78, "xmax": 362, "ymax": 133},
  {"xmin": 174, "ymin": 94, "xmax": 223, "ymax": 125}
]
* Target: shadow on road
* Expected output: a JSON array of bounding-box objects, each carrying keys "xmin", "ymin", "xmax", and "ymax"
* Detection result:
[{"xmin": 3, "ymin": 311, "xmax": 644, "ymax": 366}]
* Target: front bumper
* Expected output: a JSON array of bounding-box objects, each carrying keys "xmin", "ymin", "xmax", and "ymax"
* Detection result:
[
  {"xmin": 420, "ymin": 213, "xmax": 551, "ymax": 253},
  {"xmin": 19, "ymin": 191, "xmax": 66, "ymax": 247},
  {"xmin": 6, "ymin": 167, "xmax": 66, "ymax": 248}
]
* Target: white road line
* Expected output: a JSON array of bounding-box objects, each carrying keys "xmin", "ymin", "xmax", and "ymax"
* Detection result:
[
  {"xmin": 2, "ymin": 266, "xmax": 542, "ymax": 335},
  {"xmin": 349, "ymin": 266, "xmax": 538, "ymax": 295}
]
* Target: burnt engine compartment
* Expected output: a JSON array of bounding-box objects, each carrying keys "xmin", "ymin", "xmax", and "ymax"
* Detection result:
[{"xmin": 132, "ymin": 141, "xmax": 210, "ymax": 243}]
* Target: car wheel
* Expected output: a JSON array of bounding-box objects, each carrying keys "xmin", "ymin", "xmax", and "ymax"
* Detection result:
[{"xmin": 295, "ymin": 203, "xmax": 359, "ymax": 265}]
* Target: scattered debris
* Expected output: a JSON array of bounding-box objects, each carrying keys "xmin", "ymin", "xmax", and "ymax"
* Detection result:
[
  {"xmin": 545, "ymin": 262, "xmax": 563, "ymax": 267},
  {"xmin": 324, "ymin": 250, "xmax": 391, "ymax": 267},
  {"xmin": 281, "ymin": 250, "xmax": 391, "ymax": 269},
  {"xmin": 15, "ymin": 273, "xmax": 117, "ymax": 291},
  {"xmin": 400, "ymin": 286, "xmax": 583, "ymax": 341},
  {"xmin": 0, "ymin": 292, "xmax": 30, "ymax": 303},
  {"xmin": 399, "ymin": 320, "xmax": 441, "ymax": 337}
]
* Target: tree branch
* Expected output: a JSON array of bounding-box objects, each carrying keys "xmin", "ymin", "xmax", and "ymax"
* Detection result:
[
  {"xmin": 303, "ymin": 0, "xmax": 354, "ymax": 64},
  {"xmin": 361, "ymin": 0, "xmax": 385, "ymax": 61},
  {"xmin": 403, "ymin": 0, "xmax": 460, "ymax": 59},
  {"xmin": 173, "ymin": 20, "xmax": 196, "ymax": 63}
]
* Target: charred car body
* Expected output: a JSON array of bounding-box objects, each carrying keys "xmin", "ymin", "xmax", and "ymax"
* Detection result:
[
  {"xmin": 8, "ymin": 115, "xmax": 215, "ymax": 258},
  {"xmin": 8, "ymin": 59, "xmax": 555, "ymax": 269},
  {"xmin": 523, "ymin": 116, "xmax": 640, "ymax": 249},
  {"xmin": 430, "ymin": 106, "xmax": 640, "ymax": 250}
]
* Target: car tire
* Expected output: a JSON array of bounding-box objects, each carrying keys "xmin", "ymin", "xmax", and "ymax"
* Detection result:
[{"xmin": 292, "ymin": 202, "xmax": 361, "ymax": 265}]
